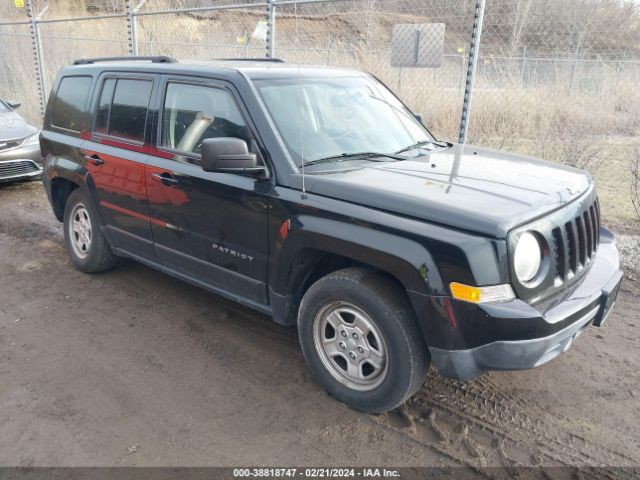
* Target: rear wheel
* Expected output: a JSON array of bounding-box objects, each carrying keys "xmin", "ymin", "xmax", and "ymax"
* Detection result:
[
  {"xmin": 63, "ymin": 188, "xmax": 117, "ymax": 273},
  {"xmin": 298, "ymin": 268, "xmax": 429, "ymax": 413}
]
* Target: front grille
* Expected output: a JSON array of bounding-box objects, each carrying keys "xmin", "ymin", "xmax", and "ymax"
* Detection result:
[
  {"xmin": 551, "ymin": 197, "xmax": 600, "ymax": 284},
  {"xmin": 0, "ymin": 160, "xmax": 41, "ymax": 179}
]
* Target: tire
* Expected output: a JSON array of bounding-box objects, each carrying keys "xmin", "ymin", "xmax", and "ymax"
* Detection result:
[
  {"xmin": 63, "ymin": 188, "xmax": 117, "ymax": 273},
  {"xmin": 298, "ymin": 267, "xmax": 429, "ymax": 413}
]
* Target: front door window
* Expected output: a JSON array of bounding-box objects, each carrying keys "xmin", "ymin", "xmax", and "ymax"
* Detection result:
[{"xmin": 161, "ymin": 83, "xmax": 250, "ymax": 156}]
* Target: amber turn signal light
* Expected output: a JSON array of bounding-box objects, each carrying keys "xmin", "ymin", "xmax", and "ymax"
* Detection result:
[{"xmin": 450, "ymin": 282, "xmax": 515, "ymax": 303}]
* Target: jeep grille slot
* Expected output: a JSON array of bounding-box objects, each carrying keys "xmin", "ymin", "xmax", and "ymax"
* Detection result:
[
  {"xmin": 589, "ymin": 204, "xmax": 598, "ymax": 249},
  {"xmin": 583, "ymin": 211, "xmax": 593, "ymax": 256},
  {"xmin": 553, "ymin": 198, "xmax": 600, "ymax": 284},
  {"xmin": 595, "ymin": 199, "xmax": 601, "ymax": 242},
  {"xmin": 576, "ymin": 216, "xmax": 587, "ymax": 266},
  {"xmin": 565, "ymin": 221, "xmax": 577, "ymax": 274},
  {"xmin": 552, "ymin": 227, "xmax": 565, "ymax": 280}
]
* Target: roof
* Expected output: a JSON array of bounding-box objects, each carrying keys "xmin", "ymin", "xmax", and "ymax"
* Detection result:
[{"xmin": 66, "ymin": 57, "xmax": 368, "ymax": 80}]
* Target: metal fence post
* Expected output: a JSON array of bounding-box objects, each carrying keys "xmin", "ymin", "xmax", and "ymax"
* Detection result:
[
  {"xmin": 26, "ymin": 0, "xmax": 47, "ymax": 119},
  {"xmin": 458, "ymin": 0, "xmax": 486, "ymax": 144},
  {"xmin": 126, "ymin": 0, "xmax": 138, "ymax": 56},
  {"xmin": 266, "ymin": 0, "xmax": 276, "ymax": 58}
]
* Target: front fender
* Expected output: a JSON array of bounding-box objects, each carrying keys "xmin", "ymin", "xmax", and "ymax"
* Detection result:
[{"xmin": 270, "ymin": 214, "xmax": 444, "ymax": 297}]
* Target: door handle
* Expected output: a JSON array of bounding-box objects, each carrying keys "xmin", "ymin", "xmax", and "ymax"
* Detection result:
[
  {"xmin": 80, "ymin": 152, "xmax": 104, "ymax": 166},
  {"xmin": 151, "ymin": 172, "xmax": 179, "ymax": 186}
]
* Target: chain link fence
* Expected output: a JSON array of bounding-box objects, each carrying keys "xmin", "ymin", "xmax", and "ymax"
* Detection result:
[
  {"xmin": 0, "ymin": 21, "xmax": 37, "ymax": 120},
  {"xmin": 469, "ymin": 0, "xmax": 640, "ymax": 170},
  {"xmin": 135, "ymin": 1, "xmax": 269, "ymax": 59},
  {"xmin": 1, "ymin": 0, "xmax": 639, "ymax": 221},
  {"xmin": 38, "ymin": 16, "xmax": 130, "ymax": 92},
  {"xmin": 272, "ymin": 0, "xmax": 476, "ymax": 140}
]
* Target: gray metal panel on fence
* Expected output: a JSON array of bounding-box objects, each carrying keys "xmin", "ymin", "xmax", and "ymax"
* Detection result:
[{"xmin": 390, "ymin": 23, "xmax": 445, "ymax": 68}]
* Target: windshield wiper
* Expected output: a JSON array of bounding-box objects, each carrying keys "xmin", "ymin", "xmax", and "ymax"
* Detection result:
[
  {"xmin": 395, "ymin": 140, "xmax": 449, "ymax": 154},
  {"xmin": 300, "ymin": 151, "xmax": 406, "ymax": 168}
]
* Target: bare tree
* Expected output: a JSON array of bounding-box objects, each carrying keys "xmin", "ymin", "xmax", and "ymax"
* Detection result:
[
  {"xmin": 509, "ymin": 0, "xmax": 532, "ymax": 55},
  {"xmin": 362, "ymin": 0, "xmax": 376, "ymax": 46},
  {"xmin": 632, "ymin": 147, "xmax": 640, "ymax": 223}
]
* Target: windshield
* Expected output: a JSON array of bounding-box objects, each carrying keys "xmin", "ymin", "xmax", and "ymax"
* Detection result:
[{"xmin": 255, "ymin": 76, "xmax": 433, "ymax": 167}]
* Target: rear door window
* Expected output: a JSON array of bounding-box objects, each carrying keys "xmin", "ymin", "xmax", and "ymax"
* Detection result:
[
  {"xmin": 95, "ymin": 78, "xmax": 115, "ymax": 135},
  {"xmin": 51, "ymin": 75, "xmax": 93, "ymax": 132},
  {"xmin": 94, "ymin": 77, "xmax": 152, "ymax": 143}
]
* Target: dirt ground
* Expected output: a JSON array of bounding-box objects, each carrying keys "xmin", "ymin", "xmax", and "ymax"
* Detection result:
[{"xmin": 0, "ymin": 181, "xmax": 639, "ymax": 474}]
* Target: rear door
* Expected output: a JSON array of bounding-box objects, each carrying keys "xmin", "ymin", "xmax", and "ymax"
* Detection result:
[
  {"xmin": 82, "ymin": 73, "xmax": 158, "ymax": 260},
  {"xmin": 145, "ymin": 76, "xmax": 270, "ymax": 304}
]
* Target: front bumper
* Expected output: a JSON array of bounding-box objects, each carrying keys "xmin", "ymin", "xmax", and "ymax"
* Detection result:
[
  {"xmin": 414, "ymin": 231, "xmax": 622, "ymax": 380},
  {"xmin": 0, "ymin": 143, "xmax": 42, "ymax": 183}
]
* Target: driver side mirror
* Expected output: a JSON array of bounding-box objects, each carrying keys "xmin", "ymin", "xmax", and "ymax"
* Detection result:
[
  {"xmin": 201, "ymin": 137, "xmax": 266, "ymax": 176},
  {"xmin": 7, "ymin": 100, "xmax": 21, "ymax": 109},
  {"xmin": 414, "ymin": 113, "xmax": 423, "ymax": 124}
]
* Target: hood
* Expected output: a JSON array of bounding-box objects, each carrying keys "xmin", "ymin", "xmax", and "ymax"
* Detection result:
[
  {"xmin": 295, "ymin": 144, "xmax": 592, "ymax": 238},
  {"xmin": 0, "ymin": 111, "xmax": 38, "ymax": 142}
]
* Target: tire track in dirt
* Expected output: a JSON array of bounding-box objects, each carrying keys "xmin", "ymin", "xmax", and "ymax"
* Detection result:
[{"xmin": 373, "ymin": 367, "xmax": 637, "ymax": 476}]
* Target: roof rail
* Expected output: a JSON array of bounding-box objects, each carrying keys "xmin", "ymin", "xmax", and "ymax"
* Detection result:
[
  {"xmin": 217, "ymin": 58, "xmax": 285, "ymax": 63},
  {"xmin": 73, "ymin": 56, "xmax": 178, "ymax": 65}
]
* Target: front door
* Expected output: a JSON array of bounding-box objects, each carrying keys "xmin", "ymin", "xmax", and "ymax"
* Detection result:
[{"xmin": 145, "ymin": 78, "xmax": 270, "ymax": 304}]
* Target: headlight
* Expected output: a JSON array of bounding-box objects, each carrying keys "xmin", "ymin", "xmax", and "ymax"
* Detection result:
[
  {"xmin": 21, "ymin": 131, "xmax": 40, "ymax": 146},
  {"xmin": 513, "ymin": 232, "xmax": 542, "ymax": 283}
]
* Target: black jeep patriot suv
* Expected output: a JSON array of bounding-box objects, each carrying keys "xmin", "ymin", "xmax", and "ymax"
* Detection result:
[{"xmin": 41, "ymin": 57, "xmax": 622, "ymax": 413}]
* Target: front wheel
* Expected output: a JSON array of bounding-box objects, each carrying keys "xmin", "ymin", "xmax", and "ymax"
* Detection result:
[
  {"xmin": 298, "ymin": 268, "xmax": 429, "ymax": 413},
  {"xmin": 63, "ymin": 188, "xmax": 117, "ymax": 273}
]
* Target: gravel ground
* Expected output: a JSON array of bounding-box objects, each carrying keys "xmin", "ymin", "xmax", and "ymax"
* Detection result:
[
  {"xmin": 0, "ymin": 181, "xmax": 639, "ymax": 475},
  {"xmin": 617, "ymin": 234, "xmax": 640, "ymax": 280}
]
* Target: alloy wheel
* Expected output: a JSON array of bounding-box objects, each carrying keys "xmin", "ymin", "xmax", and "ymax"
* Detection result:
[
  {"xmin": 313, "ymin": 301, "xmax": 388, "ymax": 391},
  {"xmin": 69, "ymin": 203, "xmax": 92, "ymax": 259}
]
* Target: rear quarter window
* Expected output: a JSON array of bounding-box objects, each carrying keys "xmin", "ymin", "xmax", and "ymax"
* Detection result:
[{"xmin": 50, "ymin": 75, "xmax": 93, "ymax": 132}]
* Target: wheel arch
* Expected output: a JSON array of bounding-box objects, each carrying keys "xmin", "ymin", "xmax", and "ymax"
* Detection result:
[
  {"xmin": 50, "ymin": 177, "xmax": 80, "ymax": 222},
  {"xmin": 268, "ymin": 215, "xmax": 444, "ymax": 326},
  {"xmin": 46, "ymin": 156, "xmax": 104, "ymax": 225}
]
